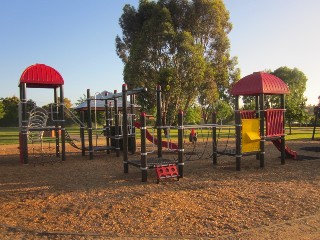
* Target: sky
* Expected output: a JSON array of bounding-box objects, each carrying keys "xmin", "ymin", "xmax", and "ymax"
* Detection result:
[{"xmin": 0, "ymin": 0, "xmax": 319, "ymax": 106}]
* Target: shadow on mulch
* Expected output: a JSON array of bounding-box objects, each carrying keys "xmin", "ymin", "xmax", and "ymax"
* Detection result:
[
  {"xmin": 296, "ymin": 155, "xmax": 319, "ymax": 161},
  {"xmin": 0, "ymin": 155, "xmax": 21, "ymax": 166},
  {"xmin": 295, "ymin": 146, "xmax": 320, "ymax": 160},
  {"xmin": 300, "ymin": 146, "xmax": 320, "ymax": 152},
  {"xmin": 295, "ymin": 147, "xmax": 320, "ymax": 161}
]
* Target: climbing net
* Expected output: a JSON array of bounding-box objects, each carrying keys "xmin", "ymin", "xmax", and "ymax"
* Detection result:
[
  {"xmin": 131, "ymin": 123, "xmax": 237, "ymax": 163},
  {"xmin": 182, "ymin": 124, "xmax": 237, "ymax": 160},
  {"xmin": 183, "ymin": 125, "xmax": 214, "ymax": 161},
  {"xmin": 128, "ymin": 124, "xmax": 179, "ymax": 168}
]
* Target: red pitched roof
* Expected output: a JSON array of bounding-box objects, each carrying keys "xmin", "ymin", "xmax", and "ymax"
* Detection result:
[
  {"xmin": 19, "ymin": 64, "xmax": 64, "ymax": 88},
  {"xmin": 231, "ymin": 72, "xmax": 289, "ymax": 96}
]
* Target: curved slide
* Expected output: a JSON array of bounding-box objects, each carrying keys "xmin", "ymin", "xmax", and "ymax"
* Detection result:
[
  {"xmin": 271, "ymin": 139, "xmax": 297, "ymax": 159},
  {"xmin": 134, "ymin": 122, "xmax": 178, "ymax": 150}
]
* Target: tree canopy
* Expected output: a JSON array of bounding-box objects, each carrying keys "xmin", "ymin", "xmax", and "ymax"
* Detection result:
[
  {"xmin": 0, "ymin": 96, "xmax": 20, "ymax": 127},
  {"xmin": 116, "ymin": 0, "xmax": 239, "ymax": 124},
  {"xmin": 0, "ymin": 96, "xmax": 76, "ymax": 127},
  {"xmin": 271, "ymin": 66, "xmax": 308, "ymax": 133},
  {"xmin": 0, "ymin": 101, "xmax": 4, "ymax": 120}
]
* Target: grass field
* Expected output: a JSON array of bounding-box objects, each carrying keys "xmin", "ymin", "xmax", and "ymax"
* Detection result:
[{"xmin": 0, "ymin": 126, "xmax": 320, "ymax": 145}]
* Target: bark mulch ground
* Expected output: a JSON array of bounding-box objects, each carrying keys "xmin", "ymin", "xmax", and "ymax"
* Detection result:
[{"xmin": 0, "ymin": 139, "xmax": 319, "ymax": 239}]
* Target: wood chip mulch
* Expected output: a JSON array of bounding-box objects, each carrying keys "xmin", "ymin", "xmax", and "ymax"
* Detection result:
[{"xmin": 0, "ymin": 140, "xmax": 319, "ymax": 239}]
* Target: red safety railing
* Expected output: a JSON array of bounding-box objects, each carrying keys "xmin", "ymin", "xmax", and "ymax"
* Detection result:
[
  {"xmin": 266, "ymin": 109, "xmax": 285, "ymax": 137},
  {"xmin": 240, "ymin": 110, "xmax": 256, "ymax": 119}
]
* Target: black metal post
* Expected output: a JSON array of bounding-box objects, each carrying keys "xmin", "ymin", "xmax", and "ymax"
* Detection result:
[
  {"xmin": 114, "ymin": 90, "xmax": 120, "ymax": 157},
  {"xmin": 122, "ymin": 84, "xmax": 129, "ymax": 173},
  {"xmin": 87, "ymin": 89, "xmax": 93, "ymax": 160},
  {"xmin": 255, "ymin": 95, "xmax": 260, "ymax": 160},
  {"xmin": 312, "ymin": 106, "xmax": 318, "ymax": 140},
  {"xmin": 54, "ymin": 87, "xmax": 60, "ymax": 157},
  {"xmin": 178, "ymin": 110, "xmax": 184, "ymax": 178},
  {"xmin": 235, "ymin": 96, "xmax": 242, "ymax": 171},
  {"xmin": 130, "ymin": 94, "xmax": 136, "ymax": 154},
  {"xmin": 259, "ymin": 94, "xmax": 265, "ymax": 168},
  {"xmin": 255, "ymin": 95, "xmax": 259, "ymax": 118},
  {"xmin": 60, "ymin": 86, "xmax": 66, "ymax": 161},
  {"xmin": 212, "ymin": 112, "xmax": 217, "ymax": 165},
  {"xmin": 20, "ymin": 83, "xmax": 28, "ymax": 164},
  {"xmin": 156, "ymin": 85, "xmax": 162, "ymax": 158},
  {"xmin": 80, "ymin": 111, "xmax": 85, "ymax": 156},
  {"xmin": 105, "ymin": 99, "xmax": 110, "ymax": 154},
  {"xmin": 280, "ymin": 94, "xmax": 286, "ymax": 165},
  {"xmin": 140, "ymin": 112, "xmax": 148, "ymax": 182}
]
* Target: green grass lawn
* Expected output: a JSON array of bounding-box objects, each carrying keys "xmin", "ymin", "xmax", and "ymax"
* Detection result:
[
  {"xmin": 285, "ymin": 127, "xmax": 319, "ymax": 140},
  {"xmin": 0, "ymin": 127, "xmax": 20, "ymax": 145},
  {"xmin": 0, "ymin": 126, "xmax": 319, "ymax": 145},
  {"xmin": 0, "ymin": 126, "xmax": 82, "ymax": 145}
]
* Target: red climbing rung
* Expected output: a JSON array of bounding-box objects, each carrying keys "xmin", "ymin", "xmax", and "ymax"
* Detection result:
[
  {"xmin": 240, "ymin": 110, "xmax": 256, "ymax": 119},
  {"xmin": 155, "ymin": 164, "xmax": 179, "ymax": 183},
  {"xmin": 266, "ymin": 109, "xmax": 285, "ymax": 137}
]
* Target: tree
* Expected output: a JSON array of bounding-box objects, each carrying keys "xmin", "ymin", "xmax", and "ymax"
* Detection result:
[
  {"xmin": 242, "ymin": 96, "xmax": 256, "ymax": 110},
  {"xmin": 61, "ymin": 97, "xmax": 73, "ymax": 109},
  {"xmin": 184, "ymin": 104, "xmax": 202, "ymax": 124},
  {"xmin": 214, "ymin": 100, "xmax": 233, "ymax": 124},
  {"xmin": 116, "ymin": 0, "xmax": 238, "ymax": 125},
  {"xmin": 0, "ymin": 101, "xmax": 4, "ymax": 120},
  {"xmin": 75, "ymin": 94, "xmax": 87, "ymax": 107},
  {"xmin": 0, "ymin": 96, "xmax": 20, "ymax": 127},
  {"xmin": 271, "ymin": 67, "xmax": 308, "ymax": 134},
  {"xmin": 303, "ymin": 104, "xmax": 315, "ymax": 126}
]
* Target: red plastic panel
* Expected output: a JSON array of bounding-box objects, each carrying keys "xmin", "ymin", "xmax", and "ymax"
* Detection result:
[
  {"xmin": 231, "ymin": 72, "xmax": 289, "ymax": 96},
  {"xmin": 240, "ymin": 110, "xmax": 256, "ymax": 119},
  {"xmin": 19, "ymin": 64, "xmax": 64, "ymax": 88},
  {"xmin": 155, "ymin": 164, "xmax": 179, "ymax": 182},
  {"xmin": 266, "ymin": 109, "xmax": 285, "ymax": 137}
]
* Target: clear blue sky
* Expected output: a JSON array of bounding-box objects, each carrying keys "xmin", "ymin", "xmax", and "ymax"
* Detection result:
[{"xmin": 1, "ymin": 0, "xmax": 319, "ymax": 106}]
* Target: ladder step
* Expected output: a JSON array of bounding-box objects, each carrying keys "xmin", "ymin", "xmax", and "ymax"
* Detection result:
[{"xmin": 155, "ymin": 164, "xmax": 179, "ymax": 183}]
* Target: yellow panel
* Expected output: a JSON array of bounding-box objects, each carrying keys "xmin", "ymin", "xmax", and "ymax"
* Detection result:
[
  {"xmin": 245, "ymin": 131, "xmax": 260, "ymax": 141},
  {"xmin": 242, "ymin": 119, "xmax": 260, "ymax": 153}
]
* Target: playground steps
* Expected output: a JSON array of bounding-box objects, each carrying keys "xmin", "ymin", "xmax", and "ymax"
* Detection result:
[
  {"xmin": 64, "ymin": 129, "xmax": 82, "ymax": 150},
  {"xmin": 155, "ymin": 164, "xmax": 179, "ymax": 184},
  {"xmin": 271, "ymin": 139, "xmax": 297, "ymax": 160}
]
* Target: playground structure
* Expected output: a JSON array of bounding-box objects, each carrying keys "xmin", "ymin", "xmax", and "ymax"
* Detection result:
[
  {"xmin": 48, "ymin": 89, "xmax": 138, "ymax": 160},
  {"xmin": 230, "ymin": 71, "xmax": 297, "ymax": 170},
  {"xmin": 19, "ymin": 64, "xmax": 66, "ymax": 164},
  {"xmin": 124, "ymin": 73, "xmax": 300, "ymax": 181},
  {"xmin": 17, "ymin": 64, "xmax": 298, "ymax": 182},
  {"xmin": 76, "ymin": 87, "xmax": 146, "ymax": 159},
  {"xmin": 18, "ymin": 64, "xmax": 147, "ymax": 164},
  {"xmin": 123, "ymin": 85, "xmax": 183, "ymax": 182}
]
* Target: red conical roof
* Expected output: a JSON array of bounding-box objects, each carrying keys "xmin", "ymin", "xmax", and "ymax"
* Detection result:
[
  {"xmin": 19, "ymin": 64, "xmax": 64, "ymax": 88},
  {"xmin": 231, "ymin": 72, "xmax": 289, "ymax": 96}
]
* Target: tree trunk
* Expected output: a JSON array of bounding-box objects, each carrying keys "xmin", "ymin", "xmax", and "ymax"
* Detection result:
[
  {"xmin": 289, "ymin": 122, "xmax": 292, "ymax": 135},
  {"xmin": 162, "ymin": 113, "xmax": 168, "ymax": 137}
]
